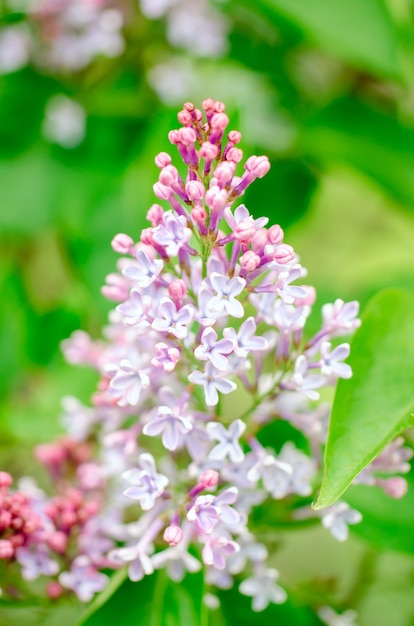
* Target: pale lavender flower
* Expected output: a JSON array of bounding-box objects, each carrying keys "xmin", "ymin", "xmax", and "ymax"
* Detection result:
[
  {"xmin": 319, "ymin": 342, "xmax": 352, "ymax": 379},
  {"xmin": 213, "ymin": 487, "xmax": 240, "ymax": 526},
  {"xmin": 143, "ymin": 405, "xmax": 193, "ymax": 451},
  {"xmin": 16, "ymin": 545, "xmax": 59, "ymax": 581},
  {"xmin": 194, "ymin": 326, "xmax": 234, "ymax": 370},
  {"xmin": 281, "ymin": 355, "xmax": 324, "ymax": 400},
  {"xmin": 42, "ymin": 95, "xmax": 86, "ymax": 148},
  {"xmin": 202, "ymin": 535, "xmax": 239, "ymax": 569},
  {"xmin": 188, "ymin": 363, "xmax": 237, "ymax": 406},
  {"xmin": 116, "ymin": 289, "xmax": 151, "ymax": 328},
  {"xmin": 109, "ymin": 544, "xmax": 154, "ymax": 582},
  {"xmin": 321, "ymin": 502, "xmax": 362, "ymax": 541},
  {"xmin": 322, "ymin": 299, "xmax": 361, "ymax": 334},
  {"xmin": 123, "ymin": 453, "xmax": 169, "ymax": 511},
  {"xmin": 239, "ymin": 568, "xmax": 287, "ymax": 611},
  {"xmin": 207, "ymin": 273, "xmax": 246, "ymax": 318},
  {"xmin": 152, "ymin": 297, "xmax": 194, "ymax": 339},
  {"xmin": 153, "ymin": 211, "xmax": 192, "ymax": 256},
  {"xmin": 109, "ymin": 359, "xmax": 150, "ymax": 405},
  {"xmin": 318, "ymin": 606, "xmax": 359, "ymax": 626},
  {"xmin": 123, "ymin": 250, "xmax": 164, "ymax": 289},
  {"xmin": 151, "ymin": 342, "xmax": 181, "ymax": 372},
  {"xmin": 187, "ymin": 495, "xmax": 220, "ymax": 534},
  {"xmin": 59, "ymin": 556, "xmax": 108, "ymax": 602},
  {"xmin": 223, "ymin": 317, "xmax": 268, "ymax": 358},
  {"xmin": 207, "ymin": 419, "xmax": 246, "ymax": 463}
]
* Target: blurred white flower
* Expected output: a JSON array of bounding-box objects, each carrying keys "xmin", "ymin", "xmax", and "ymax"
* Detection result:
[
  {"xmin": 42, "ymin": 95, "xmax": 86, "ymax": 148},
  {"xmin": 0, "ymin": 25, "xmax": 31, "ymax": 74}
]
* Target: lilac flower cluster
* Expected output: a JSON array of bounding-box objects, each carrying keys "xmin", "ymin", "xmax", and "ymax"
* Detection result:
[{"xmin": 1, "ymin": 99, "xmax": 412, "ymax": 611}]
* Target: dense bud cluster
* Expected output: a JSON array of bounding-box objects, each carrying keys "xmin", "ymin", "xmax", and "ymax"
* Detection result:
[{"xmin": 1, "ymin": 100, "xmax": 411, "ymax": 611}]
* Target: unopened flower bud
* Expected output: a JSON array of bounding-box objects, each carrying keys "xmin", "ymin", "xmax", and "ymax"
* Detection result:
[
  {"xmin": 0, "ymin": 472, "xmax": 12, "ymax": 489},
  {"xmin": 146, "ymin": 204, "xmax": 164, "ymax": 227},
  {"xmin": 200, "ymin": 469, "xmax": 219, "ymax": 488},
  {"xmin": 111, "ymin": 233, "xmax": 134, "ymax": 255},
  {"xmin": 267, "ymin": 224, "xmax": 284, "ymax": 245},
  {"xmin": 273, "ymin": 244, "xmax": 295, "ymax": 265},
  {"xmin": 48, "ymin": 530, "xmax": 68, "ymax": 554},
  {"xmin": 244, "ymin": 155, "xmax": 270, "ymax": 178},
  {"xmin": 240, "ymin": 250, "xmax": 261, "ymax": 272},
  {"xmin": 0, "ymin": 539, "xmax": 14, "ymax": 559},
  {"xmin": 163, "ymin": 525, "xmax": 184, "ymax": 547},
  {"xmin": 199, "ymin": 142, "xmax": 219, "ymax": 160},
  {"xmin": 46, "ymin": 581, "xmax": 64, "ymax": 600},
  {"xmin": 154, "ymin": 152, "xmax": 172, "ymax": 168}
]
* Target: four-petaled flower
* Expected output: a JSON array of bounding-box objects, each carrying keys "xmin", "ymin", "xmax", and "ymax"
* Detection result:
[
  {"xmin": 123, "ymin": 453, "xmax": 169, "ymax": 510},
  {"xmin": 194, "ymin": 326, "xmax": 234, "ymax": 370},
  {"xmin": 152, "ymin": 297, "xmax": 194, "ymax": 339},
  {"xmin": 188, "ymin": 363, "xmax": 237, "ymax": 406},
  {"xmin": 207, "ymin": 419, "xmax": 246, "ymax": 463},
  {"xmin": 143, "ymin": 405, "xmax": 193, "ymax": 451},
  {"xmin": 207, "ymin": 273, "xmax": 246, "ymax": 318}
]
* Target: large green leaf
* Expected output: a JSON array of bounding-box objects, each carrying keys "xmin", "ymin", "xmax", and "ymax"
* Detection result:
[
  {"xmin": 303, "ymin": 98, "xmax": 414, "ymax": 209},
  {"xmin": 314, "ymin": 289, "xmax": 414, "ymax": 510},
  {"xmin": 78, "ymin": 570, "xmax": 205, "ymax": 626},
  {"xmin": 259, "ymin": 0, "xmax": 402, "ymax": 79},
  {"xmin": 346, "ymin": 473, "xmax": 414, "ymax": 554}
]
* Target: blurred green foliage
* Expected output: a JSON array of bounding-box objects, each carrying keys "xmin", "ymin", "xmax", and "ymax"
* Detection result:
[{"xmin": 2, "ymin": 0, "xmax": 414, "ymax": 624}]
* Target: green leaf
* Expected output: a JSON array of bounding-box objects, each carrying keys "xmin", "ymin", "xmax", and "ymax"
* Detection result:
[
  {"xmin": 314, "ymin": 288, "xmax": 414, "ymax": 510},
  {"xmin": 346, "ymin": 472, "xmax": 414, "ymax": 554},
  {"xmin": 219, "ymin": 586, "xmax": 324, "ymax": 626},
  {"xmin": 78, "ymin": 570, "xmax": 205, "ymax": 626},
  {"xmin": 303, "ymin": 98, "xmax": 414, "ymax": 209},
  {"xmin": 260, "ymin": 0, "xmax": 402, "ymax": 79}
]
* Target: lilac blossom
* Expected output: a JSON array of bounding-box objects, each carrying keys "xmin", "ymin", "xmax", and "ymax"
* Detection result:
[
  {"xmin": 16, "ymin": 545, "xmax": 59, "ymax": 581},
  {"xmin": 143, "ymin": 405, "xmax": 193, "ymax": 451},
  {"xmin": 152, "ymin": 297, "xmax": 194, "ymax": 339},
  {"xmin": 194, "ymin": 326, "xmax": 234, "ymax": 369},
  {"xmin": 239, "ymin": 568, "xmax": 287, "ymax": 612},
  {"xmin": 59, "ymin": 556, "xmax": 109, "ymax": 602},
  {"xmin": 11, "ymin": 99, "xmax": 401, "ymax": 616},
  {"xmin": 207, "ymin": 420, "xmax": 246, "ymax": 463},
  {"xmin": 122, "ymin": 454, "xmax": 169, "ymax": 510},
  {"xmin": 207, "ymin": 273, "xmax": 246, "ymax": 318},
  {"xmin": 188, "ymin": 363, "xmax": 237, "ymax": 406},
  {"xmin": 321, "ymin": 502, "xmax": 363, "ymax": 542},
  {"xmin": 223, "ymin": 317, "xmax": 268, "ymax": 358}
]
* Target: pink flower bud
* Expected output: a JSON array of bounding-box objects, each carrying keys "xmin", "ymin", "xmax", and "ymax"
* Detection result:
[
  {"xmin": 200, "ymin": 469, "xmax": 219, "ymax": 488},
  {"xmin": 168, "ymin": 279, "xmax": 187, "ymax": 301},
  {"xmin": 179, "ymin": 127, "xmax": 196, "ymax": 145},
  {"xmin": 168, "ymin": 129, "xmax": 180, "ymax": 145},
  {"xmin": 153, "ymin": 182, "xmax": 171, "ymax": 200},
  {"xmin": 9, "ymin": 534, "xmax": 24, "ymax": 549},
  {"xmin": 211, "ymin": 112, "xmax": 229, "ymax": 131},
  {"xmin": 47, "ymin": 581, "xmax": 64, "ymax": 600},
  {"xmin": 273, "ymin": 244, "xmax": 295, "ymax": 264},
  {"xmin": 234, "ymin": 218, "xmax": 256, "ymax": 244},
  {"xmin": 267, "ymin": 224, "xmax": 284, "ymax": 245},
  {"xmin": 240, "ymin": 250, "xmax": 261, "ymax": 272},
  {"xmin": 48, "ymin": 530, "xmax": 68, "ymax": 554},
  {"xmin": 228, "ymin": 130, "xmax": 241, "ymax": 144},
  {"xmin": 184, "ymin": 101, "xmax": 195, "ymax": 112},
  {"xmin": 244, "ymin": 155, "xmax": 270, "ymax": 178},
  {"xmin": 146, "ymin": 204, "xmax": 164, "ymax": 226},
  {"xmin": 0, "ymin": 510, "xmax": 12, "ymax": 530},
  {"xmin": 185, "ymin": 180, "xmax": 205, "ymax": 202},
  {"xmin": 163, "ymin": 525, "xmax": 184, "ymax": 547},
  {"xmin": 0, "ymin": 539, "xmax": 14, "ymax": 559},
  {"xmin": 177, "ymin": 110, "xmax": 192, "ymax": 125},
  {"xmin": 199, "ymin": 142, "xmax": 219, "ymax": 160},
  {"xmin": 202, "ymin": 98, "xmax": 215, "ymax": 113},
  {"xmin": 214, "ymin": 161, "xmax": 235, "ymax": 186},
  {"xmin": 205, "ymin": 187, "xmax": 228, "ymax": 212},
  {"xmin": 154, "ymin": 152, "xmax": 172, "ymax": 168},
  {"xmin": 379, "ymin": 477, "xmax": 408, "ymax": 498},
  {"xmin": 111, "ymin": 233, "xmax": 134, "ymax": 255},
  {"xmin": 159, "ymin": 165, "xmax": 179, "ymax": 186},
  {"xmin": 0, "ymin": 472, "xmax": 12, "ymax": 489},
  {"xmin": 295, "ymin": 286, "xmax": 316, "ymax": 307},
  {"xmin": 226, "ymin": 147, "xmax": 243, "ymax": 163}
]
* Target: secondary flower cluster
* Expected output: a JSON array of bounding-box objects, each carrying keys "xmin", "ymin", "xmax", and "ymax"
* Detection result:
[{"xmin": 1, "ymin": 100, "xmax": 412, "ymax": 612}]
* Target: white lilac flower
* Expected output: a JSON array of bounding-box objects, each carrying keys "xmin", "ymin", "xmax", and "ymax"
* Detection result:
[
  {"xmin": 207, "ymin": 273, "xmax": 246, "ymax": 319},
  {"xmin": 321, "ymin": 502, "xmax": 362, "ymax": 541},
  {"xmin": 318, "ymin": 606, "xmax": 359, "ymax": 626},
  {"xmin": 207, "ymin": 419, "xmax": 246, "ymax": 463},
  {"xmin": 194, "ymin": 326, "xmax": 234, "ymax": 370},
  {"xmin": 153, "ymin": 211, "xmax": 192, "ymax": 257},
  {"xmin": 223, "ymin": 317, "xmax": 268, "ymax": 358},
  {"xmin": 109, "ymin": 359, "xmax": 150, "ymax": 405},
  {"xmin": 123, "ymin": 250, "xmax": 164, "ymax": 289},
  {"xmin": 239, "ymin": 568, "xmax": 287, "ymax": 612},
  {"xmin": 122, "ymin": 453, "xmax": 169, "ymax": 511},
  {"xmin": 188, "ymin": 363, "xmax": 237, "ymax": 407},
  {"xmin": 0, "ymin": 25, "xmax": 31, "ymax": 73},
  {"xmin": 143, "ymin": 405, "xmax": 193, "ymax": 451},
  {"xmin": 59, "ymin": 556, "xmax": 108, "ymax": 602},
  {"xmin": 319, "ymin": 342, "xmax": 352, "ymax": 379},
  {"xmin": 42, "ymin": 95, "xmax": 86, "ymax": 148},
  {"xmin": 116, "ymin": 289, "xmax": 152, "ymax": 328},
  {"xmin": 152, "ymin": 297, "xmax": 194, "ymax": 339},
  {"xmin": 202, "ymin": 535, "xmax": 239, "ymax": 570},
  {"xmin": 16, "ymin": 545, "xmax": 59, "ymax": 581}
]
